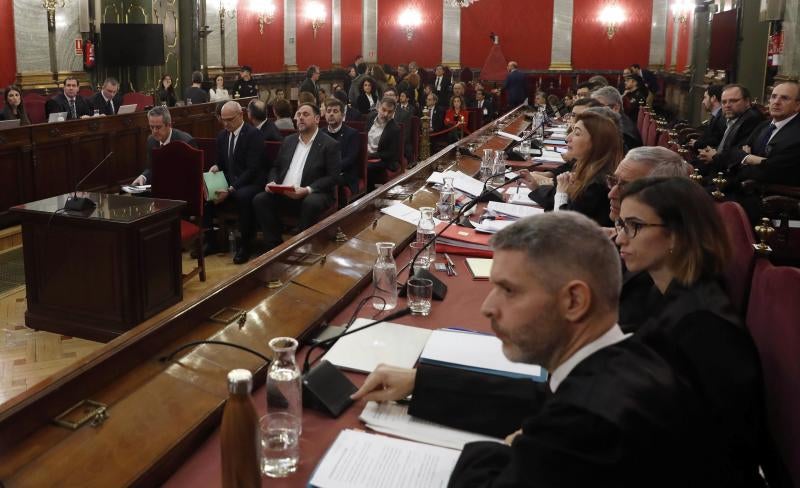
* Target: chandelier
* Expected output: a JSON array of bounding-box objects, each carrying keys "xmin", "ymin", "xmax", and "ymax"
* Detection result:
[{"xmin": 446, "ymin": 0, "xmax": 478, "ymax": 7}]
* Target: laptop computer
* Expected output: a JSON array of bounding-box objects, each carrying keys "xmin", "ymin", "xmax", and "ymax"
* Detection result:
[
  {"xmin": 0, "ymin": 119, "xmax": 21, "ymax": 130},
  {"xmin": 117, "ymin": 104, "xmax": 138, "ymax": 115},
  {"xmin": 48, "ymin": 112, "xmax": 68, "ymax": 123}
]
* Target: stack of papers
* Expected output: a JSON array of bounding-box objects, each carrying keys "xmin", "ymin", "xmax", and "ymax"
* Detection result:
[
  {"xmin": 496, "ymin": 131, "xmax": 522, "ymax": 141},
  {"xmin": 464, "ymin": 258, "xmax": 493, "ymax": 280},
  {"xmin": 534, "ymin": 150, "xmax": 566, "ymax": 163},
  {"xmin": 121, "ymin": 185, "xmax": 151, "ymax": 194},
  {"xmin": 380, "ymin": 203, "xmax": 443, "ymax": 227},
  {"xmin": 309, "ymin": 430, "xmax": 460, "ymax": 488},
  {"xmin": 502, "ymin": 186, "xmax": 540, "ymax": 206},
  {"xmin": 487, "ymin": 201, "xmax": 544, "ymax": 219},
  {"xmin": 322, "ymin": 319, "xmax": 432, "ymax": 373},
  {"xmin": 473, "ymin": 219, "xmax": 515, "ymax": 234},
  {"xmin": 419, "ymin": 328, "xmax": 547, "ymax": 381},
  {"xmin": 360, "ymin": 401, "xmax": 501, "ymax": 450}
]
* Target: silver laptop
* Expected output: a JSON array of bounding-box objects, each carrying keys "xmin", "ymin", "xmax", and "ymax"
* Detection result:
[
  {"xmin": 0, "ymin": 119, "xmax": 21, "ymax": 130},
  {"xmin": 117, "ymin": 104, "xmax": 137, "ymax": 115},
  {"xmin": 48, "ymin": 111, "xmax": 68, "ymax": 123}
]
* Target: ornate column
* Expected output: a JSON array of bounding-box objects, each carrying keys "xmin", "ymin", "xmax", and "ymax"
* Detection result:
[
  {"xmin": 331, "ymin": 0, "xmax": 341, "ymax": 67},
  {"xmin": 284, "ymin": 0, "xmax": 297, "ymax": 70},
  {"xmin": 649, "ymin": 0, "xmax": 668, "ymax": 70},
  {"xmin": 362, "ymin": 0, "xmax": 377, "ymax": 62},
  {"xmin": 548, "ymin": 0, "xmax": 573, "ymax": 70},
  {"xmin": 689, "ymin": 1, "xmax": 713, "ymax": 125},
  {"xmin": 442, "ymin": 2, "xmax": 460, "ymax": 68},
  {"xmin": 778, "ymin": 0, "xmax": 799, "ymax": 79}
]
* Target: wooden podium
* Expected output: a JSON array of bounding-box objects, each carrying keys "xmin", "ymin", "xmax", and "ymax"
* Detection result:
[{"xmin": 11, "ymin": 193, "xmax": 185, "ymax": 342}]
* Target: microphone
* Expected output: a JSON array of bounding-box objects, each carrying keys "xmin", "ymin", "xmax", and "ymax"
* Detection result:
[{"xmin": 64, "ymin": 152, "xmax": 114, "ymax": 211}]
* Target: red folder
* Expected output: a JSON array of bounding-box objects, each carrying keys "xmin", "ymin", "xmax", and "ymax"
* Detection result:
[{"xmin": 434, "ymin": 223, "xmax": 494, "ymax": 257}]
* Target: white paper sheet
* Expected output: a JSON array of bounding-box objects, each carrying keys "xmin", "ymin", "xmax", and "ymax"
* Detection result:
[
  {"xmin": 321, "ymin": 319, "xmax": 432, "ymax": 373},
  {"xmin": 360, "ymin": 401, "xmax": 502, "ymax": 450},
  {"xmin": 496, "ymin": 130, "xmax": 523, "ymax": 142},
  {"xmin": 380, "ymin": 203, "xmax": 442, "ymax": 227},
  {"xmin": 487, "ymin": 201, "xmax": 544, "ymax": 219},
  {"xmin": 474, "ymin": 219, "xmax": 516, "ymax": 234},
  {"xmin": 309, "ymin": 429, "xmax": 460, "ymax": 488}
]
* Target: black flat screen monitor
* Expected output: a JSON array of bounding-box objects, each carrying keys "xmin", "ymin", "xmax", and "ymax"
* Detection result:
[{"xmin": 100, "ymin": 23, "xmax": 164, "ymax": 66}]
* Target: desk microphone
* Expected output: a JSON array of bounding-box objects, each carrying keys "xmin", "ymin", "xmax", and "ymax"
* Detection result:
[{"xmin": 64, "ymin": 151, "xmax": 114, "ymax": 211}]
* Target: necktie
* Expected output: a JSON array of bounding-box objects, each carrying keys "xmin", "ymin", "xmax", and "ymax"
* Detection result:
[
  {"xmin": 436, "ymin": 77, "xmax": 441, "ymax": 91},
  {"xmin": 752, "ymin": 122, "xmax": 777, "ymax": 156},
  {"xmin": 69, "ymin": 98, "xmax": 77, "ymax": 119},
  {"xmin": 717, "ymin": 118, "xmax": 736, "ymax": 152},
  {"xmin": 107, "ymin": 99, "xmax": 114, "ymax": 115},
  {"xmin": 228, "ymin": 133, "xmax": 236, "ymax": 163}
]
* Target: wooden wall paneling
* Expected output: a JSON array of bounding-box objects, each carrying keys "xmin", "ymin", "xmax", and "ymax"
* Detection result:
[
  {"xmin": 31, "ymin": 141, "xmax": 73, "ymax": 200},
  {"xmin": 0, "ymin": 128, "xmax": 32, "ymax": 226},
  {"xmin": 136, "ymin": 218, "xmax": 183, "ymax": 318}
]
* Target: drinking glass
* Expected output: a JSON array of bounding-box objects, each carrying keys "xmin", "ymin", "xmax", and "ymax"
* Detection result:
[
  {"xmin": 409, "ymin": 241, "xmax": 431, "ymax": 272},
  {"xmin": 260, "ymin": 412, "xmax": 300, "ymax": 478},
  {"xmin": 408, "ymin": 278, "xmax": 433, "ymax": 315}
]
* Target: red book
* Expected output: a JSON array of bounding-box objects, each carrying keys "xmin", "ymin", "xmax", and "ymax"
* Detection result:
[
  {"xmin": 267, "ymin": 184, "xmax": 295, "ymax": 194},
  {"xmin": 434, "ymin": 223, "xmax": 493, "ymax": 257}
]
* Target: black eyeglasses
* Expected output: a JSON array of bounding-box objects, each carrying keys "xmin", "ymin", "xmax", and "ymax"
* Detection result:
[
  {"xmin": 614, "ymin": 218, "xmax": 666, "ymax": 238},
  {"xmin": 605, "ymin": 174, "xmax": 628, "ymax": 191}
]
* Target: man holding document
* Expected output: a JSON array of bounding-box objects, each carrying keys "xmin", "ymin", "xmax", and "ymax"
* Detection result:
[{"xmin": 352, "ymin": 212, "xmax": 716, "ymax": 486}]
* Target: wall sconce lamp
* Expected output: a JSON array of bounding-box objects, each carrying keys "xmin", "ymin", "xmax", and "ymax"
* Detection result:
[
  {"xmin": 42, "ymin": 0, "xmax": 66, "ymax": 29},
  {"xmin": 670, "ymin": 0, "xmax": 693, "ymax": 23},
  {"xmin": 256, "ymin": 1, "xmax": 276, "ymax": 35},
  {"xmin": 306, "ymin": 1, "xmax": 326, "ymax": 38},
  {"xmin": 398, "ymin": 8, "xmax": 421, "ymax": 41},
  {"xmin": 598, "ymin": 2, "xmax": 626, "ymax": 39}
]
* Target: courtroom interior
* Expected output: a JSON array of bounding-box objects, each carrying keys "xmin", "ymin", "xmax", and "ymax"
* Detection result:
[{"xmin": 0, "ymin": 0, "xmax": 799, "ymax": 486}]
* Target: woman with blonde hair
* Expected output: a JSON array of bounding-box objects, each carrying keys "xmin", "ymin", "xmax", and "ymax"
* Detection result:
[{"xmin": 523, "ymin": 111, "xmax": 622, "ymax": 226}]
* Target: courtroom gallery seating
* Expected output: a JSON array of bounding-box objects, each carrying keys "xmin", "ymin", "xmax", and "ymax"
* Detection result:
[
  {"xmin": 22, "ymin": 92, "xmax": 46, "ymax": 124},
  {"xmin": 717, "ymin": 201, "xmax": 757, "ymax": 316}
]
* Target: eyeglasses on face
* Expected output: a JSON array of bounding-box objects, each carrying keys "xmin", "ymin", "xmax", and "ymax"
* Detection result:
[
  {"xmin": 605, "ymin": 174, "xmax": 628, "ymax": 191},
  {"xmin": 614, "ymin": 217, "xmax": 666, "ymax": 238}
]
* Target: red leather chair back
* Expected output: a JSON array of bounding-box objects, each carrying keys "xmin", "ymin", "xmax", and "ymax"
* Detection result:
[
  {"xmin": 646, "ymin": 119, "xmax": 658, "ymax": 146},
  {"xmin": 746, "ymin": 259, "xmax": 800, "ymax": 485},
  {"xmin": 264, "ymin": 140, "xmax": 282, "ymax": 166},
  {"xmin": 716, "ymin": 202, "xmax": 756, "ymax": 315},
  {"xmin": 122, "ymin": 92, "xmax": 154, "ymax": 112},
  {"xmin": 78, "ymin": 87, "xmax": 93, "ymax": 98},
  {"xmin": 194, "ymin": 137, "xmax": 218, "ymax": 170},
  {"xmin": 637, "ymin": 108, "xmax": 645, "ymax": 133},
  {"xmin": 279, "ymin": 128, "xmax": 296, "ymax": 138},
  {"xmin": 345, "ymin": 120, "xmax": 365, "ymax": 132},
  {"xmin": 23, "ymin": 92, "xmax": 47, "ymax": 124},
  {"xmin": 150, "ymin": 141, "xmax": 205, "ymax": 218},
  {"xmin": 657, "ymin": 130, "xmax": 670, "ymax": 148}
]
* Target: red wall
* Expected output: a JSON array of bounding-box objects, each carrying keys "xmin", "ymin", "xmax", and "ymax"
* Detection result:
[
  {"xmin": 460, "ymin": 0, "xmax": 553, "ymax": 70},
  {"xmin": 664, "ymin": 8, "xmax": 674, "ymax": 68},
  {"xmin": 296, "ymin": 0, "xmax": 333, "ymax": 69},
  {"xmin": 340, "ymin": 0, "xmax": 362, "ymax": 67},
  {"xmin": 0, "ymin": 0, "xmax": 16, "ymax": 87},
  {"xmin": 674, "ymin": 15, "xmax": 691, "ymax": 72},
  {"xmin": 377, "ymin": 0, "xmax": 442, "ymax": 68},
  {"xmin": 237, "ymin": 0, "xmax": 284, "ymax": 72},
  {"xmin": 571, "ymin": 0, "xmax": 653, "ymax": 70}
]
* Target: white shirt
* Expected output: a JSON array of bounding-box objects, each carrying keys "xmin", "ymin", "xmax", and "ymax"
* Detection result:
[
  {"xmin": 282, "ymin": 128, "xmax": 318, "ymax": 187},
  {"xmin": 161, "ymin": 129, "xmax": 173, "ymax": 146},
  {"xmin": 767, "ymin": 112, "xmax": 798, "ymax": 144},
  {"xmin": 552, "ymin": 191, "xmax": 569, "ymax": 211},
  {"xmin": 367, "ymin": 118, "xmax": 386, "ymax": 154},
  {"xmin": 548, "ymin": 324, "xmax": 630, "ymax": 393},
  {"xmin": 210, "ymin": 88, "xmax": 230, "ymax": 102},
  {"xmin": 435, "ymin": 76, "xmax": 442, "ymax": 91}
]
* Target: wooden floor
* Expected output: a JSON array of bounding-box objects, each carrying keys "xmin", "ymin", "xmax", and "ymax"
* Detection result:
[{"xmin": 0, "ymin": 247, "xmax": 244, "ymax": 406}]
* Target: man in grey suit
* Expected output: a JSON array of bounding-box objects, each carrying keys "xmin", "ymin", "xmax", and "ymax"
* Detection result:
[
  {"xmin": 132, "ymin": 106, "xmax": 197, "ymax": 186},
  {"xmin": 253, "ymin": 102, "xmax": 341, "ymax": 251}
]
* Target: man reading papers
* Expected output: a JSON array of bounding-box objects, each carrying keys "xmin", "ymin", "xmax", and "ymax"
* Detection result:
[{"xmin": 351, "ymin": 212, "xmax": 720, "ymax": 487}]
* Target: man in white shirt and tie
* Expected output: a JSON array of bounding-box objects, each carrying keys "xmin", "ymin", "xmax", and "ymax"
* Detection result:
[{"xmin": 253, "ymin": 102, "xmax": 341, "ymax": 252}]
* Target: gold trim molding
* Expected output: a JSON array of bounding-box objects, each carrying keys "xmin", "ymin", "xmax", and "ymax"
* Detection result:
[
  {"xmin": 15, "ymin": 71, "xmax": 91, "ymax": 91},
  {"xmin": 548, "ymin": 62, "xmax": 573, "ymax": 71}
]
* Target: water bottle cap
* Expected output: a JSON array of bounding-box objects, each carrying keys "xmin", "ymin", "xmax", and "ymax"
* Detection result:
[{"xmin": 227, "ymin": 368, "xmax": 253, "ymax": 395}]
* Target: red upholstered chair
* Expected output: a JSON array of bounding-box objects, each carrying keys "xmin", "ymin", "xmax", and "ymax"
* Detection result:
[
  {"xmin": 78, "ymin": 87, "xmax": 93, "ymax": 99},
  {"xmin": 279, "ymin": 128, "xmax": 296, "ymax": 138},
  {"xmin": 646, "ymin": 119, "xmax": 658, "ymax": 146},
  {"xmin": 339, "ymin": 132, "xmax": 368, "ymax": 208},
  {"xmin": 637, "ymin": 108, "xmax": 645, "ymax": 133},
  {"xmin": 194, "ymin": 137, "xmax": 217, "ymax": 170},
  {"xmin": 746, "ymin": 259, "xmax": 800, "ymax": 485},
  {"xmin": 264, "ymin": 140, "xmax": 281, "ymax": 167},
  {"xmin": 345, "ymin": 120, "xmax": 365, "ymax": 132},
  {"xmin": 23, "ymin": 92, "xmax": 47, "ymax": 124},
  {"xmin": 150, "ymin": 141, "xmax": 206, "ymax": 282},
  {"xmin": 716, "ymin": 201, "xmax": 757, "ymax": 315},
  {"xmin": 657, "ymin": 130, "xmax": 670, "ymax": 148},
  {"xmin": 122, "ymin": 92, "xmax": 154, "ymax": 112}
]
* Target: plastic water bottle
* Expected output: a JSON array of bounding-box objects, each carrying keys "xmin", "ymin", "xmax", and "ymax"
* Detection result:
[
  {"xmin": 263, "ymin": 337, "xmax": 302, "ymax": 477},
  {"xmin": 437, "ymin": 177, "xmax": 455, "ymax": 221},
  {"xmin": 372, "ymin": 242, "xmax": 398, "ymax": 311}
]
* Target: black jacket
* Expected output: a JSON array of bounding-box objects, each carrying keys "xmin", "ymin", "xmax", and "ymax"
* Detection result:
[
  {"xmin": 694, "ymin": 109, "xmax": 727, "ymax": 150},
  {"xmin": 365, "ymin": 113, "xmax": 401, "ymax": 171},
  {"xmin": 216, "ymin": 122, "xmax": 267, "ymax": 189},
  {"xmin": 322, "ymin": 124, "xmax": 361, "ymax": 193},
  {"xmin": 87, "ymin": 91, "xmax": 124, "ymax": 116},
  {"xmin": 45, "ymin": 93, "xmax": 92, "ymax": 120},
  {"xmin": 704, "ymin": 107, "xmax": 764, "ymax": 174},
  {"xmin": 729, "ymin": 114, "xmax": 800, "ymax": 186},
  {"xmin": 268, "ymin": 130, "xmax": 341, "ymax": 195},
  {"xmin": 258, "ymin": 119, "xmax": 283, "ymax": 142},
  {"xmin": 529, "ymin": 177, "xmax": 613, "ymax": 227}
]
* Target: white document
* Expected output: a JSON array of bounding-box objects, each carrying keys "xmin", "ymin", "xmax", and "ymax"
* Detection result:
[
  {"xmin": 542, "ymin": 138, "xmax": 567, "ymax": 145},
  {"xmin": 487, "ymin": 201, "xmax": 544, "ymax": 219},
  {"xmin": 496, "ymin": 130, "xmax": 523, "ymax": 142},
  {"xmin": 360, "ymin": 401, "xmax": 502, "ymax": 450},
  {"xmin": 502, "ymin": 187, "xmax": 540, "ymax": 207},
  {"xmin": 426, "ymin": 171, "xmax": 445, "ymax": 185},
  {"xmin": 121, "ymin": 185, "xmax": 152, "ymax": 194},
  {"xmin": 474, "ymin": 219, "xmax": 515, "ymax": 234},
  {"xmin": 322, "ymin": 318, "xmax": 432, "ymax": 373},
  {"xmin": 309, "ymin": 429, "xmax": 460, "ymax": 488},
  {"xmin": 380, "ymin": 203, "xmax": 442, "ymax": 227},
  {"xmin": 451, "ymin": 171, "xmax": 486, "ymax": 198},
  {"xmin": 420, "ymin": 328, "xmax": 544, "ymax": 379}
]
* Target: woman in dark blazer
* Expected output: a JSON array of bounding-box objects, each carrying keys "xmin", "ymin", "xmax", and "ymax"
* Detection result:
[
  {"xmin": 524, "ymin": 111, "xmax": 621, "ymax": 226},
  {"xmin": 1, "ymin": 85, "xmax": 31, "ymax": 125},
  {"xmin": 356, "ymin": 77, "xmax": 381, "ymax": 115}
]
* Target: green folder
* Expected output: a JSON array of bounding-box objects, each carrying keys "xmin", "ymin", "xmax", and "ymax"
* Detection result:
[{"xmin": 203, "ymin": 171, "xmax": 229, "ymax": 201}]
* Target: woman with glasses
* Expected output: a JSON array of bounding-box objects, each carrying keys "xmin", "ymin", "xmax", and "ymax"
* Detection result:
[
  {"xmin": 523, "ymin": 111, "xmax": 621, "ymax": 226},
  {"xmin": 616, "ymin": 176, "xmax": 769, "ymax": 486}
]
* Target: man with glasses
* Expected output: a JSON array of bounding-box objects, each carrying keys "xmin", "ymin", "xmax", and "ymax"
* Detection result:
[
  {"xmin": 694, "ymin": 84, "xmax": 763, "ymax": 176},
  {"xmin": 207, "ymin": 101, "xmax": 267, "ymax": 264},
  {"xmin": 132, "ymin": 106, "xmax": 197, "ymax": 186}
]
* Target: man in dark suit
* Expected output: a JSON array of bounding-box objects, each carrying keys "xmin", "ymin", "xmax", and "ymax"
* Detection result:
[
  {"xmin": 696, "ymin": 84, "xmax": 764, "ymax": 175},
  {"xmin": 132, "ymin": 106, "xmax": 197, "ymax": 186},
  {"xmin": 691, "ymin": 84, "xmax": 726, "ymax": 150},
  {"xmin": 246, "ymin": 99, "xmax": 282, "ymax": 142},
  {"xmin": 333, "ymin": 89, "xmax": 361, "ymax": 122},
  {"xmin": 730, "ymin": 81, "xmax": 800, "ymax": 186},
  {"xmin": 472, "ymin": 88, "xmax": 494, "ymax": 125},
  {"xmin": 352, "ymin": 212, "xmax": 720, "ymax": 486},
  {"xmin": 503, "ymin": 61, "xmax": 527, "ymax": 108},
  {"xmin": 45, "ymin": 76, "xmax": 92, "ymax": 120},
  {"xmin": 207, "ymin": 101, "xmax": 267, "ymax": 263},
  {"xmin": 385, "ymin": 87, "xmax": 413, "ymax": 165},
  {"xmin": 184, "ymin": 71, "xmax": 209, "ymax": 105},
  {"xmin": 299, "ymin": 65, "xmax": 321, "ymax": 104},
  {"xmin": 424, "ymin": 92, "xmax": 446, "ymax": 151},
  {"xmin": 432, "ymin": 64, "xmax": 451, "ymax": 107},
  {"xmin": 253, "ymin": 102, "xmax": 341, "ymax": 251},
  {"xmin": 365, "ymin": 97, "xmax": 401, "ymax": 190},
  {"xmin": 592, "ymin": 86, "xmax": 642, "ymax": 151},
  {"xmin": 88, "ymin": 77, "xmax": 123, "ymax": 116},
  {"xmin": 322, "ymin": 97, "xmax": 360, "ymax": 194}
]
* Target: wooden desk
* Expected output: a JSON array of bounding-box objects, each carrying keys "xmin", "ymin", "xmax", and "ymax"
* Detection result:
[
  {"xmin": 11, "ymin": 193, "xmax": 185, "ymax": 342},
  {"xmin": 0, "ymin": 108, "xmax": 530, "ymax": 487}
]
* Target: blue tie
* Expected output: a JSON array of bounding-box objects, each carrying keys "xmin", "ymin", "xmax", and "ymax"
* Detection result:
[{"xmin": 753, "ymin": 123, "xmax": 776, "ymax": 156}]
